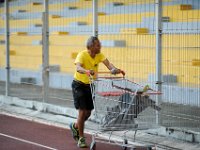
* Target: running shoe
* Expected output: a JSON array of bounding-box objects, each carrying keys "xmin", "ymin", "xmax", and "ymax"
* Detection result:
[
  {"xmin": 69, "ymin": 122, "xmax": 79, "ymax": 141},
  {"xmin": 77, "ymin": 137, "xmax": 87, "ymax": 148}
]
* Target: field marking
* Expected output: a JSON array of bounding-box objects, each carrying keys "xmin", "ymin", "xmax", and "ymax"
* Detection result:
[{"xmin": 0, "ymin": 133, "xmax": 57, "ymax": 150}]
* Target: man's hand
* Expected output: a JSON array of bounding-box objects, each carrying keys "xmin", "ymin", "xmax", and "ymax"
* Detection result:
[
  {"xmin": 111, "ymin": 68, "xmax": 125, "ymax": 76},
  {"xmin": 120, "ymin": 70, "xmax": 125, "ymax": 76},
  {"xmin": 85, "ymin": 70, "xmax": 95, "ymax": 76}
]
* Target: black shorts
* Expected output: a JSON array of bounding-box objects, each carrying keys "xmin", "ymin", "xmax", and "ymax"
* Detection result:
[{"xmin": 71, "ymin": 80, "xmax": 94, "ymax": 110}]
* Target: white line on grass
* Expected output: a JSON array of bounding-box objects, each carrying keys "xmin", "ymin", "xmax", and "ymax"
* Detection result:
[{"xmin": 0, "ymin": 133, "xmax": 57, "ymax": 150}]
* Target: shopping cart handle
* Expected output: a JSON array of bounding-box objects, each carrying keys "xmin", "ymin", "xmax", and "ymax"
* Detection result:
[
  {"xmin": 96, "ymin": 71, "xmax": 111, "ymax": 74},
  {"xmin": 97, "ymin": 70, "xmax": 125, "ymax": 75}
]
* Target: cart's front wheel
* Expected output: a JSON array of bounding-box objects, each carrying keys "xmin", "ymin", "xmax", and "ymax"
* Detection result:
[
  {"xmin": 90, "ymin": 141, "xmax": 96, "ymax": 150},
  {"xmin": 122, "ymin": 139, "xmax": 128, "ymax": 150},
  {"xmin": 147, "ymin": 147, "xmax": 152, "ymax": 150}
]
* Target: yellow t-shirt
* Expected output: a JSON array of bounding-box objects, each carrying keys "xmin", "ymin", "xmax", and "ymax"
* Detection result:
[{"xmin": 74, "ymin": 50, "xmax": 106, "ymax": 84}]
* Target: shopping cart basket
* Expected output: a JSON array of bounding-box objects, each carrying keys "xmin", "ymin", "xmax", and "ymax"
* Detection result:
[{"xmin": 89, "ymin": 73, "xmax": 161, "ymax": 150}]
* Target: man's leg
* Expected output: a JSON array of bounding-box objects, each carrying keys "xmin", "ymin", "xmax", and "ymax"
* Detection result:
[
  {"xmin": 76, "ymin": 109, "xmax": 88, "ymax": 148},
  {"xmin": 85, "ymin": 110, "xmax": 91, "ymax": 121},
  {"xmin": 77, "ymin": 109, "xmax": 87, "ymax": 137},
  {"xmin": 76, "ymin": 109, "xmax": 92, "ymax": 135},
  {"xmin": 70, "ymin": 80, "xmax": 80, "ymax": 141}
]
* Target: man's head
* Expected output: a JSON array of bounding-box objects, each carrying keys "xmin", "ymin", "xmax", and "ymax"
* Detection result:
[{"xmin": 86, "ymin": 36, "xmax": 101, "ymax": 55}]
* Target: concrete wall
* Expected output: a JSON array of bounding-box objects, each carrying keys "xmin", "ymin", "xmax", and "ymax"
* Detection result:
[{"xmin": 0, "ymin": 68, "xmax": 73, "ymax": 90}]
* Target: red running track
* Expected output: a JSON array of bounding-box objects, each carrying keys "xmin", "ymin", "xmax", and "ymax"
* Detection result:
[{"xmin": 0, "ymin": 114, "xmax": 122, "ymax": 150}]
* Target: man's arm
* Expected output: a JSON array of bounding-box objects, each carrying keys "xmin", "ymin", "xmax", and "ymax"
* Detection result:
[
  {"xmin": 102, "ymin": 59, "xmax": 115, "ymax": 70},
  {"xmin": 102, "ymin": 59, "xmax": 125, "ymax": 75},
  {"xmin": 76, "ymin": 62, "xmax": 94, "ymax": 75}
]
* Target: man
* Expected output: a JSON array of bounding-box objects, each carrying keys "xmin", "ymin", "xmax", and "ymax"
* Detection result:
[{"xmin": 70, "ymin": 36, "xmax": 125, "ymax": 148}]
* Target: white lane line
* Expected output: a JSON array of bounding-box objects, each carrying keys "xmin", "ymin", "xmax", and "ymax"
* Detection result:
[{"xmin": 0, "ymin": 133, "xmax": 57, "ymax": 150}]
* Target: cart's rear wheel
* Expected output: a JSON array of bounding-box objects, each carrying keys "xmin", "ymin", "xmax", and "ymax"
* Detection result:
[
  {"xmin": 90, "ymin": 141, "xmax": 96, "ymax": 150},
  {"xmin": 122, "ymin": 139, "xmax": 128, "ymax": 150}
]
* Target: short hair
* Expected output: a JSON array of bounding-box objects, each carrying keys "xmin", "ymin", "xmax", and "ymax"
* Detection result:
[{"xmin": 86, "ymin": 36, "xmax": 99, "ymax": 49}]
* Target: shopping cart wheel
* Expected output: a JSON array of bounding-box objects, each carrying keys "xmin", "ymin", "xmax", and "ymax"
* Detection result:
[
  {"xmin": 147, "ymin": 147, "xmax": 152, "ymax": 150},
  {"xmin": 90, "ymin": 141, "xmax": 96, "ymax": 150},
  {"xmin": 122, "ymin": 139, "xmax": 128, "ymax": 150}
]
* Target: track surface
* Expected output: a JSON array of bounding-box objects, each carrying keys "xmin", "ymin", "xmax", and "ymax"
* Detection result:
[{"xmin": 0, "ymin": 114, "xmax": 122, "ymax": 150}]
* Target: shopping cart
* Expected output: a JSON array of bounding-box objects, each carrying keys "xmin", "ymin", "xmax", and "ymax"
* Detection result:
[{"xmin": 89, "ymin": 72, "xmax": 161, "ymax": 150}]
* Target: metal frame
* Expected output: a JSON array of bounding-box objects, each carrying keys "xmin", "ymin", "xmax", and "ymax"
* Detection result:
[
  {"xmin": 5, "ymin": 0, "xmax": 10, "ymax": 96},
  {"xmin": 155, "ymin": 0, "xmax": 162, "ymax": 124},
  {"xmin": 42, "ymin": 0, "xmax": 49, "ymax": 102}
]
